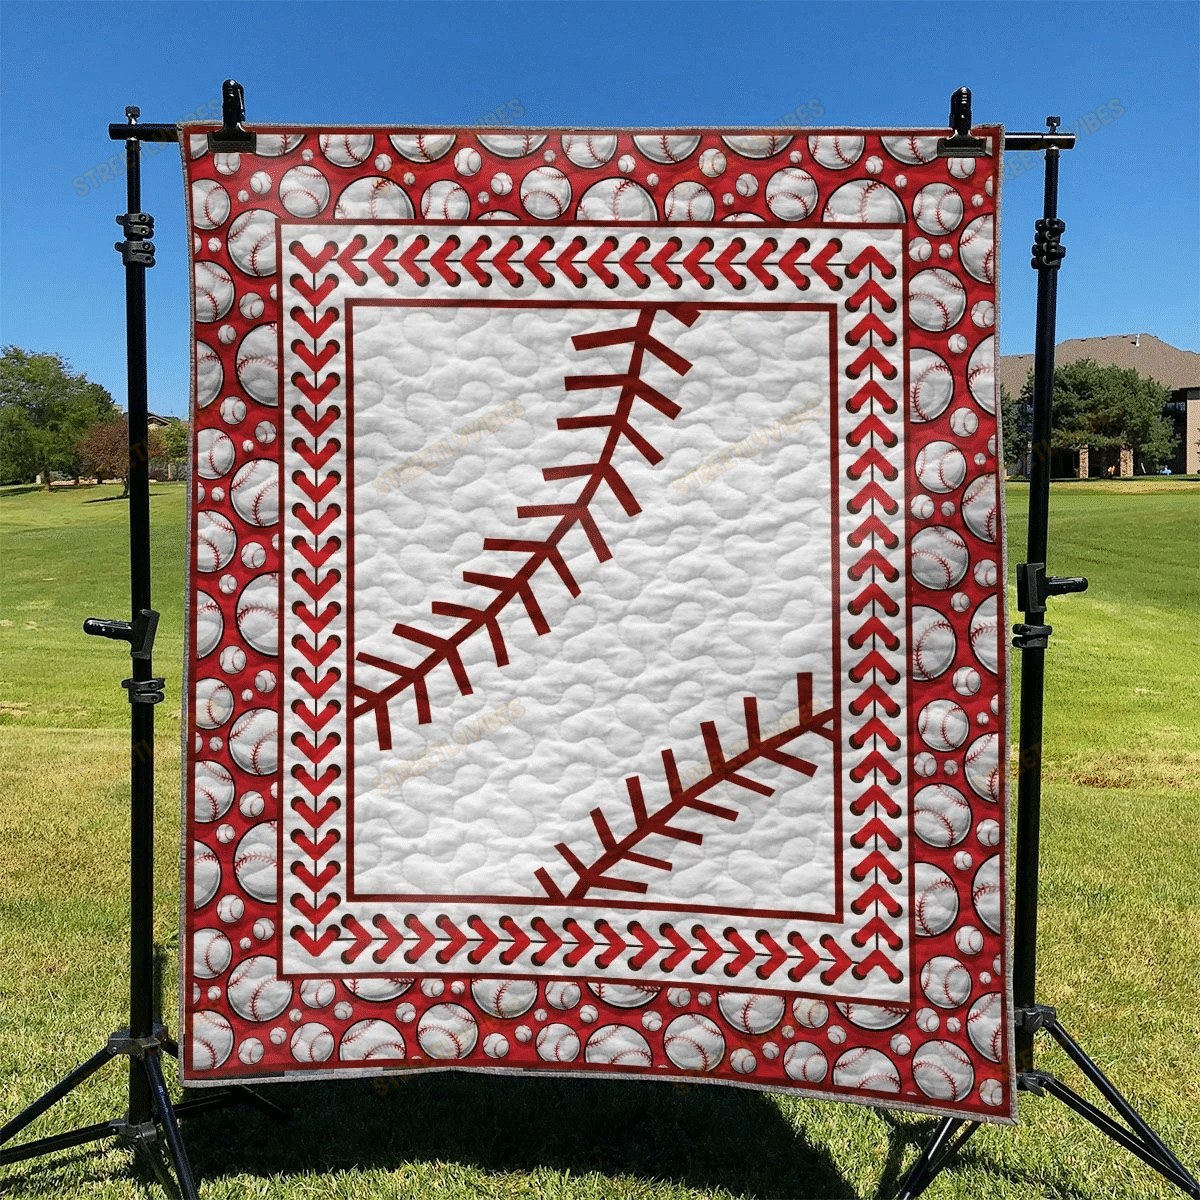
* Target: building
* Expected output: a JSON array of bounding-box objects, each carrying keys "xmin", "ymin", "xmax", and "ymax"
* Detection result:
[{"xmin": 999, "ymin": 334, "xmax": 1200, "ymax": 477}]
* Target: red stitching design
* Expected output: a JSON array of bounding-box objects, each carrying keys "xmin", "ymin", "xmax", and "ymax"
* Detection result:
[
  {"xmin": 351, "ymin": 305, "xmax": 700, "ymax": 749},
  {"xmin": 842, "ymin": 242, "xmax": 904, "ymax": 986},
  {"xmin": 336, "ymin": 231, "xmax": 843, "ymax": 292},
  {"xmin": 535, "ymin": 674, "xmax": 836, "ymax": 901}
]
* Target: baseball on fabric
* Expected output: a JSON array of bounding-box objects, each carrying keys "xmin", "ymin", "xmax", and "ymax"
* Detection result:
[
  {"xmin": 278, "ymin": 165, "xmax": 330, "ymax": 218},
  {"xmin": 968, "ymin": 335, "xmax": 997, "ymax": 412},
  {"xmin": 194, "ymin": 759, "xmax": 235, "ymax": 822},
  {"xmin": 194, "ymin": 262, "xmax": 234, "ymax": 324},
  {"xmin": 968, "ymin": 993, "xmax": 1004, "ymax": 1062},
  {"xmin": 584, "ymin": 1024, "xmax": 653, "ymax": 1066},
  {"xmin": 913, "ymin": 783, "xmax": 972, "ymax": 848},
  {"xmin": 519, "ymin": 166, "xmax": 571, "ymax": 219},
  {"xmin": 477, "ymin": 132, "xmax": 546, "ymax": 158},
  {"xmin": 964, "ymin": 732, "xmax": 1000, "ymax": 803},
  {"xmin": 588, "ymin": 982, "xmax": 661, "ymax": 1008},
  {"xmin": 334, "ymin": 177, "xmax": 415, "ymax": 220},
  {"xmin": 230, "ymin": 460, "xmax": 279, "ymax": 528},
  {"xmin": 345, "ymin": 976, "xmax": 413, "ymax": 1002},
  {"xmin": 722, "ymin": 134, "xmax": 792, "ymax": 159},
  {"xmin": 421, "ymin": 180, "xmax": 471, "ymax": 220},
  {"xmin": 417, "ymin": 1003, "xmax": 478, "ymax": 1058},
  {"xmin": 290, "ymin": 1022, "xmax": 335, "ymax": 1063},
  {"xmin": 576, "ymin": 178, "xmax": 656, "ymax": 222},
  {"xmin": 783, "ymin": 1041, "xmax": 828, "ymax": 1083},
  {"xmin": 698, "ymin": 147, "xmax": 727, "ymax": 177},
  {"xmin": 192, "ymin": 928, "xmax": 233, "ymax": 979},
  {"xmin": 920, "ymin": 955, "xmax": 973, "ymax": 1009},
  {"xmin": 913, "ymin": 1039, "xmax": 975, "ymax": 1101},
  {"xmin": 471, "ymin": 978, "xmax": 537, "ymax": 1018},
  {"xmin": 536, "ymin": 1023, "xmax": 581, "ymax": 1062},
  {"xmin": 196, "ymin": 512, "xmax": 237, "ymax": 574},
  {"xmin": 969, "ymin": 595, "xmax": 1000, "ymax": 674},
  {"xmin": 909, "ymin": 268, "xmax": 968, "ymax": 332},
  {"xmin": 190, "ymin": 1011, "xmax": 234, "ymax": 1070},
  {"xmin": 832, "ymin": 1047, "xmax": 901, "ymax": 1093},
  {"xmin": 192, "ymin": 179, "xmax": 230, "ymax": 230},
  {"xmin": 389, "ymin": 132, "xmax": 455, "ymax": 162},
  {"xmin": 233, "ymin": 820, "xmax": 278, "ymax": 902},
  {"xmin": 664, "ymin": 181, "xmax": 715, "ymax": 222},
  {"xmin": 913, "ymin": 862, "xmax": 960, "ymax": 937},
  {"xmin": 717, "ymin": 991, "xmax": 785, "ymax": 1035},
  {"xmin": 913, "ymin": 182, "xmax": 965, "ymax": 235},
  {"xmin": 227, "ymin": 210, "xmax": 277, "ymax": 278},
  {"xmin": 915, "ymin": 440, "xmax": 968, "ymax": 494},
  {"xmin": 911, "ymin": 606, "xmax": 957, "ymax": 680},
  {"xmin": 215, "ymin": 894, "xmax": 244, "ymax": 924},
  {"xmin": 962, "ymin": 475, "xmax": 999, "ymax": 543},
  {"xmin": 663, "ymin": 1013, "xmax": 725, "ymax": 1071},
  {"xmin": 227, "ymin": 955, "xmax": 293, "ymax": 1022},
  {"xmin": 836, "ymin": 1003, "xmax": 907, "ymax": 1031},
  {"xmin": 972, "ymin": 855, "xmax": 1003, "ymax": 933},
  {"xmin": 633, "ymin": 133, "xmax": 700, "ymax": 163},
  {"xmin": 454, "ymin": 146, "xmax": 482, "ymax": 176},
  {"xmin": 959, "ymin": 214, "xmax": 995, "ymax": 283},
  {"xmin": 918, "ymin": 699, "xmax": 971, "ymax": 751},
  {"xmin": 235, "ymin": 573, "xmax": 279, "ymax": 657},
  {"xmin": 792, "ymin": 997, "xmax": 829, "ymax": 1028},
  {"xmin": 235, "ymin": 323, "xmax": 278, "ymax": 406},
  {"xmin": 228, "ymin": 707, "xmax": 278, "ymax": 776},
  {"xmin": 911, "ymin": 526, "xmax": 970, "ymax": 591},
  {"xmin": 909, "ymin": 348, "xmax": 955, "ymax": 422},
  {"xmin": 765, "ymin": 167, "xmax": 819, "ymax": 220},
  {"xmin": 544, "ymin": 981, "xmax": 580, "ymax": 1009},
  {"xmin": 807, "ymin": 134, "xmax": 864, "ymax": 169},
  {"xmin": 319, "ymin": 132, "xmax": 374, "ymax": 167},
  {"xmin": 561, "ymin": 133, "xmax": 617, "ymax": 168},
  {"xmin": 822, "ymin": 179, "xmax": 904, "ymax": 224},
  {"xmin": 338, "ymin": 1019, "xmax": 407, "ymax": 1061}
]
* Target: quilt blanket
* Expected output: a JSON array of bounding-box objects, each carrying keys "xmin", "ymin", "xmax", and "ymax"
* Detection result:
[{"xmin": 180, "ymin": 125, "xmax": 1012, "ymax": 1121}]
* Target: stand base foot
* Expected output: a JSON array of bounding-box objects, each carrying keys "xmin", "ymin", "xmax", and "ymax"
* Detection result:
[
  {"xmin": 894, "ymin": 1015, "xmax": 1199, "ymax": 1199},
  {"xmin": 0, "ymin": 1028, "xmax": 287, "ymax": 1198}
]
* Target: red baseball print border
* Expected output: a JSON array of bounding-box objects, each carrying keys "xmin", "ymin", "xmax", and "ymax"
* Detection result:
[{"xmin": 180, "ymin": 125, "xmax": 1011, "ymax": 1123}]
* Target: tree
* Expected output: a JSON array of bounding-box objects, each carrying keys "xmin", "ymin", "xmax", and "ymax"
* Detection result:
[
  {"xmin": 1022, "ymin": 358, "xmax": 1178, "ymax": 474},
  {"xmin": 78, "ymin": 417, "xmax": 165, "ymax": 496},
  {"xmin": 1000, "ymin": 379, "xmax": 1032, "ymax": 475},
  {"xmin": 162, "ymin": 417, "xmax": 190, "ymax": 466},
  {"xmin": 0, "ymin": 347, "xmax": 118, "ymax": 487}
]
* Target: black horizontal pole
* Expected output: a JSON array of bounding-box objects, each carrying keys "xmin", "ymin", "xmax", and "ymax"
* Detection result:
[
  {"xmin": 108, "ymin": 123, "xmax": 178, "ymax": 142},
  {"xmin": 1004, "ymin": 131, "xmax": 1076, "ymax": 152}
]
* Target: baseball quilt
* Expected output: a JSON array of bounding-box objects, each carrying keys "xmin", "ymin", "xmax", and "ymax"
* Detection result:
[{"xmin": 179, "ymin": 124, "xmax": 1012, "ymax": 1122}]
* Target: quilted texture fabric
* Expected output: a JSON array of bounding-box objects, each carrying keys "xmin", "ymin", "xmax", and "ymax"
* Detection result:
[{"xmin": 180, "ymin": 125, "xmax": 1013, "ymax": 1122}]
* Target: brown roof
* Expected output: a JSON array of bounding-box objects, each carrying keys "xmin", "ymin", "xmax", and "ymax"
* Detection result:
[{"xmin": 998, "ymin": 334, "xmax": 1200, "ymax": 398}]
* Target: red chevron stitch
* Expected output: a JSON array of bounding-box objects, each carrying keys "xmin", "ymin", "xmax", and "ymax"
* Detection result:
[
  {"xmin": 352, "ymin": 306, "xmax": 698, "ymax": 748},
  {"xmin": 537, "ymin": 675, "xmax": 835, "ymax": 902}
]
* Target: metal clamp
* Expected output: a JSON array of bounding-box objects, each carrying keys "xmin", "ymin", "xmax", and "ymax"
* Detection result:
[
  {"xmin": 115, "ymin": 212, "xmax": 156, "ymax": 268},
  {"xmin": 122, "ymin": 677, "xmax": 166, "ymax": 705},
  {"xmin": 1032, "ymin": 216, "xmax": 1067, "ymax": 271},
  {"xmin": 1012, "ymin": 622, "xmax": 1053, "ymax": 650},
  {"xmin": 1017, "ymin": 1003, "xmax": 1059, "ymax": 1034},
  {"xmin": 936, "ymin": 85, "xmax": 989, "ymax": 158}
]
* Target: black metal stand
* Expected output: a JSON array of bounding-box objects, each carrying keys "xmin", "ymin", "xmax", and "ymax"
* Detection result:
[
  {"xmin": 1, "ymin": 89, "xmax": 283, "ymax": 1199},
  {"xmin": 894, "ymin": 90, "xmax": 1199, "ymax": 1200}
]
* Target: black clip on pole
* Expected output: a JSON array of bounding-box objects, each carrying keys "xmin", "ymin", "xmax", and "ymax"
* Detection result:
[
  {"xmin": 936, "ymin": 85, "xmax": 989, "ymax": 157},
  {"xmin": 84, "ymin": 611, "xmax": 166, "ymax": 703},
  {"xmin": 208, "ymin": 79, "xmax": 256, "ymax": 152}
]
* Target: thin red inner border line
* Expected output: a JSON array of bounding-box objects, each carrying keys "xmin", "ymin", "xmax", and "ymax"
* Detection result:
[{"xmin": 328, "ymin": 299, "xmax": 846, "ymax": 923}]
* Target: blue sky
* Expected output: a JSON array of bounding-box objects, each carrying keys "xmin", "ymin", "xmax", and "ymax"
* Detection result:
[{"xmin": 1, "ymin": 0, "xmax": 1196, "ymax": 416}]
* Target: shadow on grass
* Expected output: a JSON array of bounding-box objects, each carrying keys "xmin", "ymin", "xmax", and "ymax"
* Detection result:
[
  {"xmin": 871, "ymin": 1109, "xmax": 1100, "ymax": 1200},
  {"xmin": 184, "ymin": 1072, "xmax": 859, "ymax": 1199}
]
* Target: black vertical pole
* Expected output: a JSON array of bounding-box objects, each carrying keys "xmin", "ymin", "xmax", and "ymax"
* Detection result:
[
  {"xmin": 1012, "ymin": 126, "xmax": 1064, "ymax": 1072},
  {"xmin": 121, "ymin": 123, "xmax": 157, "ymax": 1126}
]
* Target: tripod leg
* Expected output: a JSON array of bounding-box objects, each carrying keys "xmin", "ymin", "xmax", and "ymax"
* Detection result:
[
  {"xmin": 0, "ymin": 1042, "xmax": 119, "ymax": 1146},
  {"xmin": 893, "ymin": 1117, "xmax": 979, "ymax": 1200},
  {"xmin": 1044, "ymin": 1020, "xmax": 1199, "ymax": 1196},
  {"xmin": 139, "ymin": 1050, "xmax": 200, "ymax": 1200}
]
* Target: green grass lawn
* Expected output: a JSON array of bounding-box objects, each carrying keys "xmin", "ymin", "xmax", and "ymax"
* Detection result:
[{"xmin": 1, "ymin": 479, "xmax": 1197, "ymax": 1199}]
